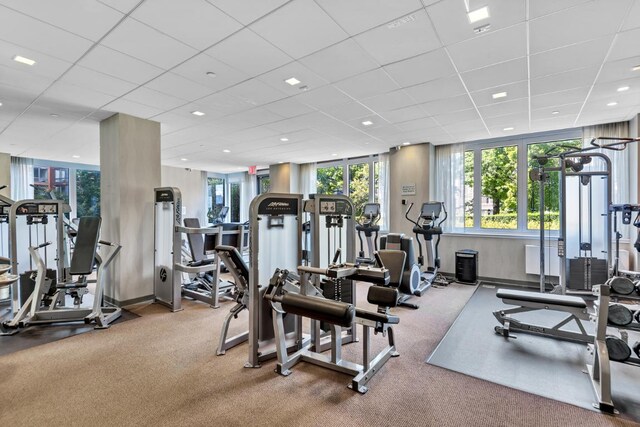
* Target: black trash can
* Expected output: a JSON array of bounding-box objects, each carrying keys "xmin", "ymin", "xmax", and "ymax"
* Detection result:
[{"xmin": 455, "ymin": 250, "xmax": 478, "ymax": 284}]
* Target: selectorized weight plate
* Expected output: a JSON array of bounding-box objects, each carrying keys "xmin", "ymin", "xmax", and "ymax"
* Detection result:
[
  {"xmin": 609, "ymin": 276, "xmax": 635, "ymax": 295},
  {"xmin": 608, "ymin": 304, "xmax": 633, "ymax": 326},
  {"xmin": 606, "ymin": 336, "xmax": 631, "ymax": 362}
]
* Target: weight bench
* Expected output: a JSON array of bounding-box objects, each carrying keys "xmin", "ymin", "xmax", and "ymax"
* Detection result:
[
  {"xmin": 493, "ymin": 288, "xmax": 593, "ymax": 344},
  {"xmin": 266, "ymin": 269, "xmax": 400, "ymax": 394}
]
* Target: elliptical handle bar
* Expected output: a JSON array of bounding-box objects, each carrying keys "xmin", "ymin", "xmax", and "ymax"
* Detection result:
[{"xmin": 405, "ymin": 203, "xmax": 419, "ymax": 226}]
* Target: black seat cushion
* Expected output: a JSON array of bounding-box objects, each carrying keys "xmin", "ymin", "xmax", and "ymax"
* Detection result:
[
  {"xmin": 215, "ymin": 245, "xmax": 249, "ymax": 281},
  {"xmin": 281, "ymin": 293, "xmax": 355, "ymax": 328},
  {"xmin": 355, "ymin": 308, "xmax": 399, "ymax": 325},
  {"xmin": 496, "ymin": 289, "xmax": 587, "ymax": 309},
  {"xmin": 69, "ymin": 216, "xmax": 101, "ymax": 275}
]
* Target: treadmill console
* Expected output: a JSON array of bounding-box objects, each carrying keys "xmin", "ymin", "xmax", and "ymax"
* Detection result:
[{"xmin": 420, "ymin": 202, "xmax": 442, "ymax": 220}]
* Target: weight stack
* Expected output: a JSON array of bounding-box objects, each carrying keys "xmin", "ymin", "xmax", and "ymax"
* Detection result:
[
  {"xmin": 567, "ymin": 257, "xmax": 608, "ymax": 291},
  {"xmin": 455, "ymin": 250, "xmax": 478, "ymax": 284}
]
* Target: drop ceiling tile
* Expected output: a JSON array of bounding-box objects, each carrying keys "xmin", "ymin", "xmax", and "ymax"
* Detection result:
[
  {"xmin": 608, "ymin": 28, "xmax": 640, "ymax": 62},
  {"xmin": 478, "ymin": 97, "xmax": 529, "ymax": 119},
  {"xmin": 154, "ymin": 111, "xmax": 203, "ymax": 135},
  {"xmin": 224, "ymin": 78, "xmax": 288, "ymax": 107},
  {"xmin": 299, "ymin": 38, "xmax": 379, "ymax": 83},
  {"xmin": 432, "ymin": 109, "xmax": 481, "ymax": 126},
  {"xmin": 97, "ymin": 0, "xmax": 140, "ymax": 13},
  {"xmin": 263, "ymin": 98, "xmax": 316, "ymax": 118},
  {"xmin": 123, "ymin": 87, "xmax": 187, "ymax": 111},
  {"xmin": 530, "ymin": 116, "xmax": 578, "ymax": 132},
  {"xmin": 317, "ymin": 0, "xmax": 423, "ymax": 36},
  {"xmin": 380, "ymin": 105, "xmax": 429, "ymax": 123},
  {"xmin": 361, "ymin": 90, "xmax": 415, "ymax": 113},
  {"xmin": 205, "ymin": 29, "xmax": 291, "ymax": 77},
  {"xmin": 324, "ymin": 102, "xmax": 374, "ymax": 121},
  {"xmin": 172, "ymin": 53, "xmax": 249, "ymax": 91},
  {"xmin": 529, "ymin": 0, "xmax": 591, "ymax": 19},
  {"xmin": 101, "ymin": 18, "xmax": 198, "ymax": 70},
  {"xmin": 404, "ymin": 75, "xmax": 466, "ymax": 103},
  {"xmin": 421, "ymin": 94, "xmax": 475, "ymax": 115},
  {"xmin": 132, "ymin": 0, "xmax": 241, "ymax": 50},
  {"xmin": 531, "ymin": 103, "xmax": 582, "ymax": 121},
  {"xmin": 529, "ymin": 0, "xmax": 631, "ymax": 53},
  {"xmin": 250, "ymin": 0, "xmax": 348, "ymax": 59},
  {"xmin": 460, "ymin": 57, "xmax": 528, "ymax": 92},
  {"xmin": 193, "ymin": 91, "xmax": 250, "ymax": 116},
  {"xmin": 294, "ymin": 85, "xmax": 354, "ymax": 109},
  {"xmin": 0, "ymin": 5, "xmax": 93, "ymax": 62},
  {"xmin": 447, "ymin": 23, "xmax": 527, "ymax": 72},
  {"xmin": 258, "ymin": 61, "xmax": 329, "ymax": 96},
  {"xmin": 208, "ymin": 0, "xmax": 289, "ymax": 25},
  {"xmin": 78, "ymin": 45, "xmax": 164, "ymax": 84},
  {"xmin": 530, "ymin": 66, "xmax": 598, "ymax": 96},
  {"xmin": 334, "ymin": 68, "xmax": 400, "ymax": 100},
  {"xmin": 471, "ymin": 80, "xmax": 529, "ymax": 107},
  {"xmin": 364, "ymin": 125, "xmax": 404, "ymax": 140},
  {"xmin": 3, "ymin": 0, "xmax": 124, "ymax": 42},
  {"xmin": 61, "ymin": 66, "xmax": 137, "ymax": 97},
  {"xmin": 529, "ymin": 36, "xmax": 613, "ymax": 78},
  {"xmin": 354, "ymin": 9, "xmax": 441, "ymax": 65},
  {"xmin": 530, "ymin": 87, "xmax": 590, "ymax": 110},
  {"xmin": 395, "ymin": 117, "xmax": 439, "ymax": 132},
  {"xmin": 103, "ymin": 98, "xmax": 164, "ymax": 118},
  {"xmin": 621, "ymin": 1, "xmax": 640, "ymax": 31},
  {"xmin": 383, "ymin": 48, "xmax": 456, "ymax": 88},
  {"xmin": 442, "ymin": 119, "xmax": 487, "ymax": 134},
  {"xmin": 145, "ymin": 72, "xmax": 214, "ymax": 102},
  {"xmin": 483, "ymin": 112, "xmax": 528, "ymax": 128},
  {"xmin": 427, "ymin": 0, "xmax": 526, "ymax": 46},
  {"xmin": 589, "ymin": 76, "xmax": 640, "ymax": 99},
  {"xmin": 40, "ymin": 80, "xmax": 116, "ymax": 110},
  {"xmin": 0, "ymin": 39, "xmax": 71, "ymax": 80},
  {"xmin": 225, "ymin": 107, "xmax": 284, "ymax": 128},
  {"xmin": 599, "ymin": 55, "xmax": 640, "ymax": 83}
]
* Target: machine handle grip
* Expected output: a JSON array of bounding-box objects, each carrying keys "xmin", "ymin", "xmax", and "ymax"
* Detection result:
[
  {"xmin": 36, "ymin": 242, "xmax": 52, "ymax": 249},
  {"xmin": 332, "ymin": 248, "xmax": 342, "ymax": 264},
  {"xmin": 374, "ymin": 252, "xmax": 385, "ymax": 269}
]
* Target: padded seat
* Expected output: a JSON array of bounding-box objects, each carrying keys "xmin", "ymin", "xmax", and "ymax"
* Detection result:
[
  {"xmin": 215, "ymin": 245, "xmax": 249, "ymax": 281},
  {"xmin": 280, "ymin": 293, "xmax": 355, "ymax": 328},
  {"xmin": 355, "ymin": 308, "xmax": 399, "ymax": 325},
  {"xmin": 497, "ymin": 289, "xmax": 587, "ymax": 309}
]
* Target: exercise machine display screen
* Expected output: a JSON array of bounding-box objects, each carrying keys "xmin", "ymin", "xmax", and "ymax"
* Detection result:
[
  {"xmin": 363, "ymin": 203, "xmax": 380, "ymax": 217},
  {"xmin": 319, "ymin": 199, "xmax": 353, "ymax": 215},
  {"xmin": 421, "ymin": 202, "xmax": 441, "ymax": 220}
]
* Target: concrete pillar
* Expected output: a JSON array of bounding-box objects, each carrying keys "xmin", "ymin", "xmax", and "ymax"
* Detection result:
[
  {"xmin": 389, "ymin": 143, "xmax": 435, "ymax": 237},
  {"xmin": 100, "ymin": 113, "xmax": 161, "ymax": 306},
  {"xmin": 0, "ymin": 152, "xmax": 10, "ymax": 199},
  {"xmin": 269, "ymin": 162, "xmax": 300, "ymax": 193}
]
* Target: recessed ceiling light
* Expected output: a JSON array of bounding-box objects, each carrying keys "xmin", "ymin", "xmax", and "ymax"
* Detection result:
[
  {"xmin": 191, "ymin": 110, "xmax": 205, "ymax": 116},
  {"xmin": 206, "ymin": 71, "xmax": 216, "ymax": 78},
  {"xmin": 503, "ymin": 127, "xmax": 514, "ymax": 131},
  {"xmin": 617, "ymin": 86, "xmax": 630, "ymax": 92},
  {"xmin": 362, "ymin": 120, "xmax": 373, "ymax": 126},
  {"xmin": 402, "ymin": 142, "xmax": 411, "ymax": 146},
  {"xmin": 223, "ymin": 149, "xmax": 231, "ymax": 153},
  {"xmin": 551, "ymin": 111, "xmax": 559, "ymax": 115},
  {"xmin": 607, "ymin": 102, "xmax": 618, "ymax": 107},
  {"xmin": 278, "ymin": 161, "xmax": 284, "ymax": 164},
  {"xmin": 299, "ymin": 85, "xmax": 309, "ymax": 91},
  {"xmin": 280, "ymin": 137, "xmax": 289, "ymax": 142},
  {"xmin": 13, "ymin": 55, "xmax": 36, "ymax": 66},
  {"xmin": 50, "ymin": 113, "xmax": 59, "ymax": 118},
  {"xmin": 331, "ymin": 153, "xmax": 338, "ymax": 156},
  {"xmin": 0, "ymin": 102, "xmax": 3, "ymax": 107},
  {"xmin": 632, "ymin": 65, "xmax": 640, "ymax": 71},
  {"xmin": 72, "ymin": 155, "xmax": 80, "ymax": 159},
  {"xmin": 468, "ymin": 6, "xmax": 489, "ymax": 24},
  {"xmin": 181, "ymin": 158, "xmax": 188, "ymax": 161},
  {"xmin": 285, "ymin": 77, "xmax": 301, "ymax": 86},
  {"xmin": 492, "ymin": 91, "xmax": 507, "ymax": 99}
]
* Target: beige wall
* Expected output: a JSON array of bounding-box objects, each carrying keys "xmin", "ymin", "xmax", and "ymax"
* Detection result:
[
  {"xmin": 0, "ymin": 152, "xmax": 10, "ymax": 199},
  {"xmin": 161, "ymin": 166, "xmax": 207, "ymax": 224},
  {"xmin": 100, "ymin": 113, "xmax": 161, "ymax": 305},
  {"xmin": 269, "ymin": 162, "xmax": 299, "ymax": 193}
]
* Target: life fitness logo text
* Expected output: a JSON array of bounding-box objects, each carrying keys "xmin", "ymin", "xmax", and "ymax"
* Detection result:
[{"xmin": 267, "ymin": 201, "xmax": 291, "ymax": 212}]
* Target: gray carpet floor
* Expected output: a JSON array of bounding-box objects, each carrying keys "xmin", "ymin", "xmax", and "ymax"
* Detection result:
[
  {"xmin": 428, "ymin": 283, "xmax": 640, "ymax": 422},
  {"xmin": 0, "ymin": 282, "xmax": 637, "ymax": 426}
]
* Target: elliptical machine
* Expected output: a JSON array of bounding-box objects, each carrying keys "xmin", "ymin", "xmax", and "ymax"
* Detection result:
[
  {"xmin": 406, "ymin": 201, "xmax": 447, "ymax": 294},
  {"xmin": 355, "ymin": 203, "xmax": 380, "ymax": 265}
]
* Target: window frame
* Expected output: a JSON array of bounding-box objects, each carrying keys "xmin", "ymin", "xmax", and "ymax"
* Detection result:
[
  {"xmin": 462, "ymin": 128, "xmax": 583, "ymax": 235},
  {"xmin": 316, "ymin": 154, "xmax": 378, "ymax": 203}
]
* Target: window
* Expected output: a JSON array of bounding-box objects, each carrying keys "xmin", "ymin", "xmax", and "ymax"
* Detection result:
[
  {"xmin": 480, "ymin": 146, "xmax": 518, "ymax": 229},
  {"xmin": 316, "ymin": 166, "xmax": 344, "ymax": 195},
  {"xmin": 33, "ymin": 166, "xmax": 70, "ymax": 203},
  {"xmin": 257, "ymin": 174, "xmax": 270, "ymax": 195},
  {"xmin": 527, "ymin": 139, "xmax": 582, "ymax": 230},
  {"xmin": 230, "ymin": 182, "xmax": 240, "ymax": 222},
  {"xmin": 76, "ymin": 170, "xmax": 100, "ymax": 217},
  {"xmin": 349, "ymin": 163, "xmax": 370, "ymax": 219},
  {"xmin": 464, "ymin": 151, "xmax": 474, "ymax": 228},
  {"xmin": 207, "ymin": 177, "xmax": 225, "ymax": 223}
]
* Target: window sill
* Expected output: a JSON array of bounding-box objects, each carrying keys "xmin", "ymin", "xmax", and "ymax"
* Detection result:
[{"xmin": 444, "ymin": 231, "xmax": 555, "ymax": 240}]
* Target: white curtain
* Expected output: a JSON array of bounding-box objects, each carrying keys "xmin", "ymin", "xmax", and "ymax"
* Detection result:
[
  {"xmin": 434, "ymin": 143, "xmax": 465, "ymax": 232},
  {"xmin": 298, "ymin": 162, "xmax": 317, "ymax": 198},
  {"xmin": 10, "ymin": 156, "xmax": 34, "ymax": 201},
  {"xmin": 241, "ymin": 172, "xmax": 256, "ymax": 222},
  {"xmin": 377, "ymin": 153, "xmax": 390, "ymax": 230}
]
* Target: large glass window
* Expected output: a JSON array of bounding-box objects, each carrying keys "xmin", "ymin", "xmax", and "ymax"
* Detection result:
[
  {"xmin": 257, "ymin": 174, "xmax": 270, "ymax": 195},
  {"xmin": 480, "ymin": 146, "xmax": 518, "ymax": 229},
  {"xmin": 76, "ymin": 170, "xmax": 100, "ymax": 216},
  {"xmin": 464, "ymin": 151, "xmax": 474, "ymax": 228},
  {"xmin": 527, "ymin": 139, "xmax": 582, "ymax": 230},
  {"xmin": 207, "ymin": 177, "xmax": 225, "ymax": 223},
  {"xmin": 349, "ymin": 163, "xmax": 370, "ymax": 219},
  {"xmin": 316, "ymin": 166, "xmax": 344, "ymax": 195},
  {"xmin": 230, "ymin": 182, "xmax": 240, "ymax": 222},
  {"xmin": 33, "ymin": 166, "xmax": 70, "ymax": 203}
]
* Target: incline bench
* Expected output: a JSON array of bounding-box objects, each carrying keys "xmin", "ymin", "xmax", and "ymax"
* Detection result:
[{"xmin": 493, "ymin": 288, "xmax": 593, "ymax": 344}]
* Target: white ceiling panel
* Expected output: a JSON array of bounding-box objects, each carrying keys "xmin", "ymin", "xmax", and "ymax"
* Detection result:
[
  {"xmin": 334, "ymin": 68, "xmax": 400, "ymax": 100},
  {"xmin": 154, "ymin": 111, "xmax": 203, "ymax": 135},
  {"xmin": 294, "ymin": 85, "xmax": 354, "ymax": 109},
  {"xmin": 223, "ymin": 78, "xmax": 287, "ymax": 107},
  {"xmin": 599, "ymin": 56, "xmax": 640, "ymax": 83},
  {"xmin": 529, "ymin": 0, "xmax": 591, "ymax": 19},
  {"xmin": 40, "ymin": 80, "xmax": 116, "ymax": 110},
  {"xmin": 299, "ymin": 38, "xmax": 379, "ymax": 83},
  {"xmin": 208, "ymin": 0, "xmax": 290, "ymax": 26},
  {"xmin": 188, "ymin": 92, "xmax": 247, "ymax": 116},
  {"xmin": 144, "ymin": 72, "xmax": 214, "ymax": 102},
  {"xmin": 0, "ymin": 0, "xmax": 124, "ymax": 41},
  {"xmin": 78, "ymin": 45, "xmax": 164, "ymax": 84},
  {"xmin": 0, "ymin": 39, "xmax": 72, "ymax": 81},
  {"xmin": 132, "ymin": 0, "xmax": 241, "ymax": 50},
  {"xmin": 224, "ymin": 108, "xmax": 284, "ymax": 128},
  {"xmin": 123, "ymin": 87, "xmax": 187, "ymax": 111},
  {"xmin": 478, "ymin": 97, "xmax": 529, "ymax": 119},
  {"xmin": 432, "ymin": 109, "xmax": 481, "ymax": 126},
  {"xmin": 405, "ymin": 75, "xmax": 467, "ymax": 104},
  {"xmin": 442, "ymin": 119, "xmax": 488, "ymax": 134},
  {"xmin": 361, "ymin": 90, "xmax": 415, "ymax": 113},
  {"xmin": 530, "ymin": 87, "xmax": 590, "ymax": 110},
  {"xmin": 205, "ymin": 29, "xmax": 291, "ymax": 77},
  {"xmin": 529, "ymin": 36, "xmax": 613, "ymax": 78},
  {"xmin": 589, "ymin": 76, "xmax": 640, "ymax": 100},
  {"xmin": 171, "ymin": 53, "xmax": 249, "ymax": 91},
  {"xmin": 395, "ymin": 117, "xmax": 439, "ymax": 132},
  {"xmin": 447, "ymin": 23, "xmax": 527, "ymax": 72},
  {"xmin": 483, "ymin": 112, "xmax": 529, "ymax": 128},
  {"xmin": 427, "ymin": 0, "xmax": 526, "ymax": 46},
  {"xmin": 380, "ymin": 105, "xmax": 429, "ymax": 124},
  {"xmin": 383, "ymin": 48, "xmax": 456, "ymax": 88},
  {"xmin": 263, "ymin": 97, "xmax": 316, "ymax": 118},
  {"xmin": 103, "ymin": 98, "xmax": 165, "ymax": 119},
  {"xmin": 354, "ymin": 9, "xmax": 441, "ymax": 65},
  {"xmin": 101, "ymin": 18, "xmax": 198, "ymax": 70},
  {"xmin": 317, "ymin": 0, "xmax": 422, "ymax": 36},
  {"xmin": 529, "ymin": 0, "xmax": 632, "ymax": 54},
  {"xmin": 258, "ymin": 61, "xmax": 329, "ymax": 96},
  {"xmin": 531, "ymin": 103, "xmax": 582, "ymax": 121},
  {"xmin": 530, "ymin": 116, "xmax": 578, "ymax": 132},
  {"xmin": 530, "ymin": 66, "xmax": 598, "ymax": 97},
  {"xmin": 621, "ymin": 1, "xmax": 640, "ymax": 31},
  {"xmin": 421, "ymin": 94, "xmax": 475, "ymax": 116},
  {"xmin": 0, "ymin": 65, "xmax": 56, "ymax": 96},
  {"xmin": 0, "ymin": 5, "xmax": 93, "ymax": 62},
  {"xmin": 97, "ymin": 0, "xmax": 140, "ymax": 14},
  {"xmin": 60, "ymin": 66, "xmax": 137, "ymax": 97},
  {"xmin": 608, "ymin": 27, "xmax": 640, "ymax": 62},
  {"xmin": 250, "ymin": 0, "xmax": 348, "ymax": 59},
  {"xmin": 324, "ymin": 102, "xmax": 374, "ymax": 121},
  {"xmin": 471, "ymin": 80, "xmax": 529, "ymax": 107},
  {"xmin": 460, "ymin": 57, "xmax": 528, "ymax": 92}
]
